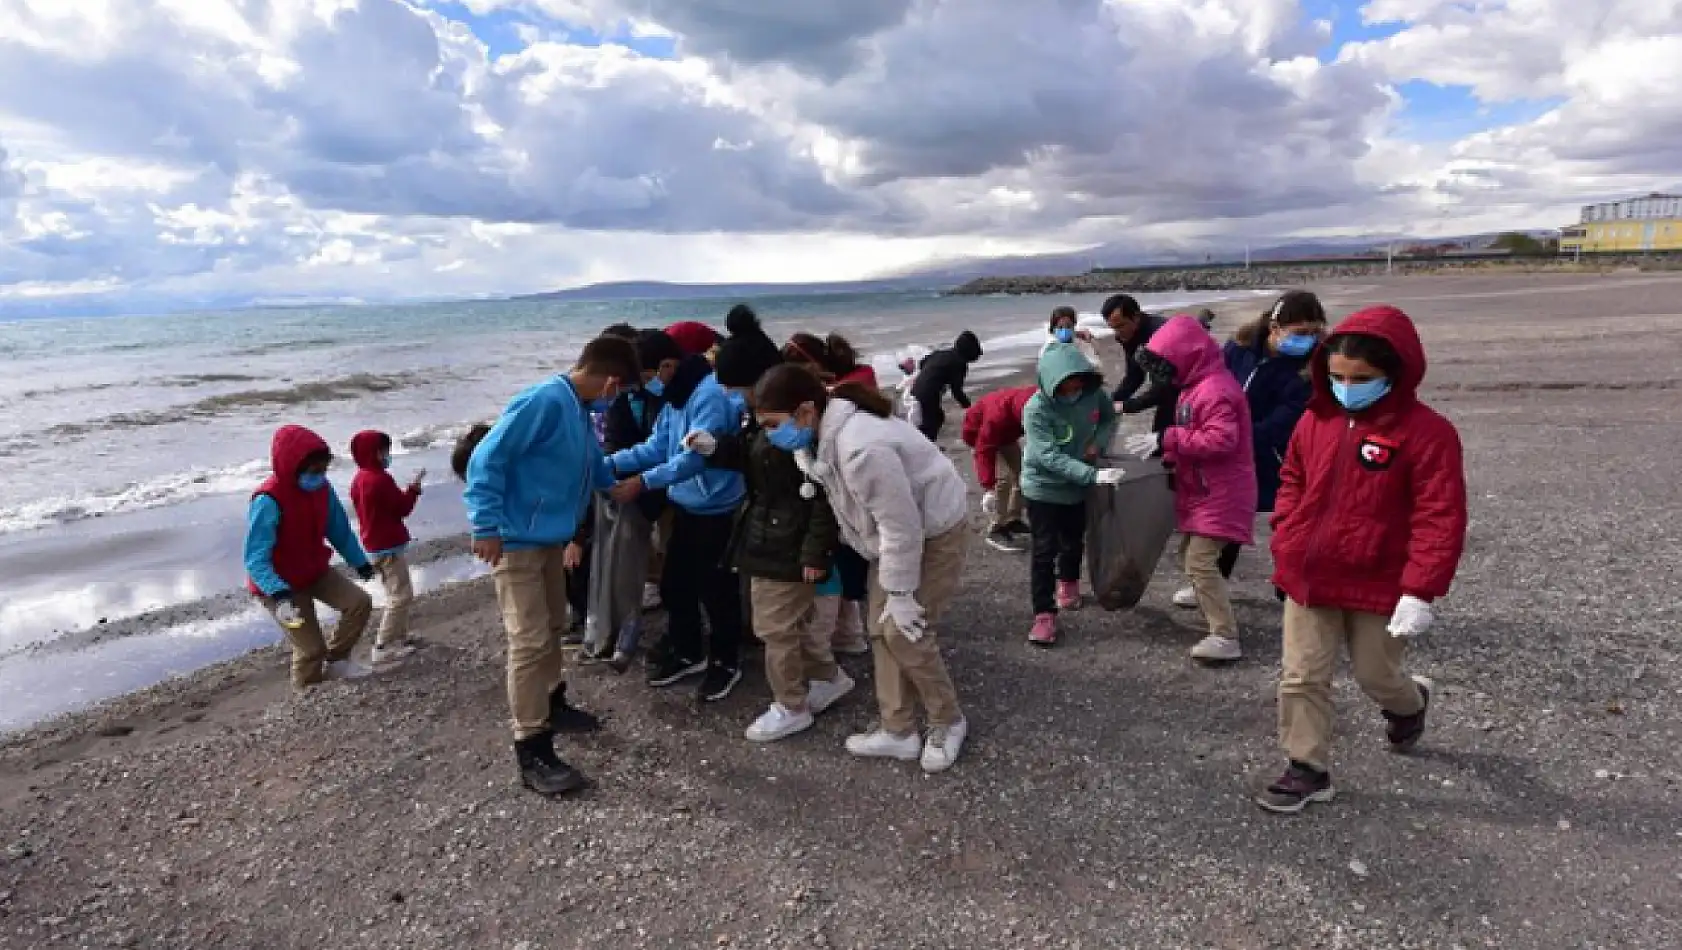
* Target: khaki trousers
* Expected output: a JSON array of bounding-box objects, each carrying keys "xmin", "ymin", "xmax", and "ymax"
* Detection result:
[
  {"xmin": 1278, "ymin": 598, "xmax": 1425, "ymax": 771},
  {"xmin": 1180, "ymin": 533, "xmax": 1238, "ymax": 639},
  {"xmin": 989, "ymin": 442, "xmax": 1025, "ymax": 530},
  {"xmin": 263, "ymin": 570, "xmax": 372, "ymax": 689},
  {"xmin": 374, "ymin": 553, "xmax": 415, "ymax": 647},
  {"xmin": 494, "ymin": 546, "xmax": 571, "ymax": 741},
  {"xmin": 866, "ymin": 526, "xmax": 967, "ymax": 733},
  {"xmin": 750, "ymin": 578, "xmax": 839, "ymax": 709}
]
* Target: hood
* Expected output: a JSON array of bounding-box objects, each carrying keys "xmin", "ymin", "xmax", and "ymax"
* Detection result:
[
  {"xmin": 349, "ymin": 430, "xmax": 389, "ymax": 471},
  {"xmin": 1309, "ymin": 304, "xmax": 1427, "ymax": 410},
  {"xmin": 270, "ymin": 425, "xmax": 329, "ymax": 480},
  {"xmin": 1144, "ymin": 314, "xmax": 1223, "ymax": 388},
  {"xmin": 955, "ymin": 330, "xmax": 983, "ymax": 362},
  {"xmin": 663, "ymin": 353, "xmax": 715, "ymax": 409},
  {"xmin": 1035, "ymin": 342, "xmax": 1101, "ymax": 400},
  {"xmin": 665, "ymin": 321, "xmax": 720, "ymax": 357}
]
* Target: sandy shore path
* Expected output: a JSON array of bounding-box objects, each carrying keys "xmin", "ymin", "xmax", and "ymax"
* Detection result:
[{"xmin": 2, "ymin": 274, "xmax": 1680, "ymax": 949}]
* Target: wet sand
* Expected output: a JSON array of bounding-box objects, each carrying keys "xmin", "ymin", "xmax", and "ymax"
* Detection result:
[{"xmin": 2, "ymin": 273, "xmax": 1680, "ymax": 948}]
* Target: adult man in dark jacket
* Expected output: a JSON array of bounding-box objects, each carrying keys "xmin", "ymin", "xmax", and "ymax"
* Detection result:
[
  {"xmin": 1103, "ymin": 294, "xmax": 1176, "ymax": 436},
  {"xmin": 911, "ymin": 330, "xmax": 984, "ymax": 441}
]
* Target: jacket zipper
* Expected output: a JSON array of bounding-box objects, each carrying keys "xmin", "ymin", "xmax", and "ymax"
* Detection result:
[{"xmin": 1302, "ymin": 415, "xmax": 1356, "ymax": 577}]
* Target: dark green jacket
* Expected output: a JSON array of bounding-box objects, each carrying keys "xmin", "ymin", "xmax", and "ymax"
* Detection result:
[{"xmin": 710, "ymin": 426, "xmax": 839, "ymax": 583}]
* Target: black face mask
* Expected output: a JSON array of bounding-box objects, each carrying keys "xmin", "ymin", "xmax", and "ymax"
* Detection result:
[{"xmin": 1137, "ymin": 349, "xmax": 1176, "ymax": 388}]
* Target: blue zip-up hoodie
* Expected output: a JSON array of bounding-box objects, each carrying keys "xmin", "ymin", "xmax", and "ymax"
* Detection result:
[
  {"xmin": 465, "ymin": 375, "xmax": 614, "ymax": 551},
  {"xmin": 609, "ymin": 356, "xmax": 745, "ymax": 516}
]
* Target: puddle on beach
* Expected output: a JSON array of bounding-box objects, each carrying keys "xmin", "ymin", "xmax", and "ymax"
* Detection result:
[{"xmin": 0, "ymin": 555, "xmax": 490, "ymax": 734}]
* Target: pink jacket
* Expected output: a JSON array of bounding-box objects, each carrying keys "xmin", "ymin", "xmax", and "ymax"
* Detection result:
[{"xmin": 1150, "ymin": 316, "xmax": 1257, "ymax": 545}]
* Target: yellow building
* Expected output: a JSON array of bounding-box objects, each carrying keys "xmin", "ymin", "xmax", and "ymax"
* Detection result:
[{"xmin": 1560, "ymin": 193, "xmax": 1682, "ymax": 254}]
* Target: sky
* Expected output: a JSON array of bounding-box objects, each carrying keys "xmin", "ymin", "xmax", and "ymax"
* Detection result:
[{"xmin": 1, "ymin": 0, "xmax": 1680, "ymax": 311}]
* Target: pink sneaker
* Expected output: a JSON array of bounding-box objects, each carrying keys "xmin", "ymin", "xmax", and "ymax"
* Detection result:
[
  {"xmin": 1028, "ymin": 612, "xmax": 1058, "ymax": 647},
  {"xmin": 1056, "ymin": 580, "xmax": 1082, "ymax": 611}
]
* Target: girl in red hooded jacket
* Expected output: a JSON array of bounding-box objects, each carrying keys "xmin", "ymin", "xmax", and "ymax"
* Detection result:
[
  {"xmin": 350, "ymin": 430, "xmax": 425, "ymax": 664},
  {"xmin": 1256, "ymin": 305, "xmax": 1467, "ymax": 814}
]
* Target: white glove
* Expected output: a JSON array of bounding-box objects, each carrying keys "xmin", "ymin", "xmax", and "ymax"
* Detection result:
[
  {"xmin": 1124, "ymin": 433, "xmax": 1159, "ymax": 459},
  {"xmin": 684, "ymin": 430, "xmax": 717, "ymax": 456},
  {"xmin": 905, "ymin": 401, "xmax": 924, "ymax": 429},
  {"xmin": 980, "ymin": 491, "xmax": 999, "ymax": 517},
  {"xmin": 1094, "ymin": 468, "xmax": 1126, "ymax": 486},
  {"xmin": 274, "ymin": 600, "xmax": 304, "ymax": 630},
  {"xmin": 1387, "ymin": 595, "xmax": 1435, "ymax": 637},
  {"xmin": 879, "ymin": 592, "xmax": 928, "ymax": 642}
]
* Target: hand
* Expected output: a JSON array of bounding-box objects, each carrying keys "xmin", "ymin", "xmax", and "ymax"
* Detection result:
[
  {"xmin": 1094, "ymin": 468, "xmax": 1126, "ymax": 486},
  {"xmin": 272, "ymin": 595, "xmax": 304, "ymax": 630},
  {"xmin": 411, "ymin": 469, "xmax": 426, "ymax": 492},
  {"xmin": 879, "ymin": 592, "xmax": 928, "ymax": 642},
  {"xmin": 472, "ymin": 536, "xmax": 504, "ymax": 566},
  {"xmin": 357, "ymin": 563, "xmax": 376, "ymax": 582},
  {"xmin": 683, "ymin": 431, "xmax": 717, "ymax": 457},
  {"xmin": 803, "ymin": 566, "xmax": 825, "ymax": 583},
  {"xmin": 1388, "ymin": 595, "xmax": 1435, "ymax": 637},
  {"xmin": 1124, "ymin": 433, "xmax": 1159, "ymax": 459},
  {"xmin": 563, "ymin": 542, "xmax": 584, "ymax": 571},
  {"xmin": 979, "ymin": 491, "xmax": 999, "ymax": 517},
  {"xmin": 1113, "ymin": 402, "xmax": 1128, "ymax": 416},
  {"xmin": 1074, "ymin": 328, "xmax": 1093, "ymax": 342},
  {"xmin": 610, "ymin": 476, "xmax": 645, "ymax": 504}
]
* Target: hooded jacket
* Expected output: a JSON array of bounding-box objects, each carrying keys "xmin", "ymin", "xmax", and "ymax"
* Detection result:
[
  {"xmin": 609, "ymin": 355, "xmax": 746, "ymax": 516},
  {"xmin": 960, "ymin": 385, "xmax": 1036, "ymax": 491},
  {"xmin": 810, "ymin": 398, "xmax": 969, "ymax": 593},
  {"xmin": 911, "ymin": 331, "xmax": 983, "ymax": 409},
  {"xmin": 1223, "ymin": 327, "xmax": 1313, "ymax": 512},
  {"xmin": 602, "ymin": 384, "xmax": 668, "ymax": 521},
  {"xmin": 464, "ymin": 375, "xmax": 615, "ymax": 551},
  {"xmin": 349, "ymin": 430, "xmax": 419, "ymax": 555},
  {"xmin": 1270, "ymin": 305, "xmax": 1467, "ymax": 614},
  {"xmin": 244, "ymin": 425, "xmax": 368, "ymax": 597},
  {"xmin": 1150, "ymin": 316, "xmax": 1257, "ymax": 544},
  {"xmin": 707, "ymin": 421, "xmax": 840, "ymax": 582},
  {"xmin": 1020, "ymin": 344, "xmax": 1118, "ymax": 505}
]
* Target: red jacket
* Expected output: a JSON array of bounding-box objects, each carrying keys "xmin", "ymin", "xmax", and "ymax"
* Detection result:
[
  {"xmin": 1270, "ymin": 305, "xmax": 1467, "ymax": 615},
  {"xmin": 349, "ymin": 430, "xmax": 419, "ymax": 554},
  {"xmin": 247, "ymin": 426, "xmax": 333, "ymax": 595},
  {"xmin": 961, "ymin": 386, "xmax": 1035, "ymax": 490}
]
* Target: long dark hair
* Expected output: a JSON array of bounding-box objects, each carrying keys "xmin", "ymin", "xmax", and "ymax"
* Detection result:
[
  {"xmin": 1236, "ymin": 290, "xmax": 1326, "ymax": 348},
  {"xmin": 783, "ymin": 332, "xmax": 862, "ymax": 379},
  {"xmin": 1323, "ymin": 333, "xmax": 1402, "ymax": 379},
  {"xmin": 756, "ymin": 364, "xmax": 894, "ymax": 419}
]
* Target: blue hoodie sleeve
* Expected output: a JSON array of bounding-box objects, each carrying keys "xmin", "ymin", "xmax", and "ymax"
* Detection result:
[
  {"xmin": 325, "ymin": 490, "xmax": 369, "ymax": 569},
  {"xmin": 244, "ymin": 495, "xmax": 287, "ymax": 597},
  {"xmin": 464, "ymin": 389, "xmax": 552, "ymax": 539},
  {"xmin": 609, "ymin": 405, "xmax": 674, "ymax": 476},
  {"xmin": 640, "ymin": 388, "xmax": 733, "ymax": 492}
]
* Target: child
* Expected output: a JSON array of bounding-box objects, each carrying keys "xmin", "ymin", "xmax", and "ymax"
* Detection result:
[
  {"xmin": 1020, "ymin": 344, "xmax": 1121, "ymax": 646},
  {"xmin": 464, "ymin": 335, "xmax": 640, "ymax": 798},
  {"xmin": 909, "ymin": 330, "xmax": 983, "ymax": 442},
  {"xmin": 349, "ymin": 430, "xmax": 425, "ymax": 665},
  {"xmin": 751, "ymin": 365, "xmax": 971, "ymax": 773},
  {"xmin": 1040, "ymin": 306, "xmax": 1104, "ymax": 373},
  {"xmin": 961, "ymin": 384, "xmax": 1037, "ymax": 554},
  {"xmin": 686, "ymin": 374, "xmax": 855, "ymax": 743},
  {"xmin": 245, "ymin": 425, "xmax": 376, "ymax": 690},
  {"xmin": 1256, "ymin": 305, "xmax": 1467, "ymax": 814},
  {"xmin": 1126, "ymin": 315, "xmax": 1257, "ymax": 663}
]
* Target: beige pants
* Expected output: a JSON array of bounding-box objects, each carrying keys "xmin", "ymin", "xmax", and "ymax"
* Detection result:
[
  {"xmin": 989, "ymin": 443, "xmax": 1025, "ymax": 531},
  {"xmin": 375, "ymin": 553, "xmax": 415, "ymax": 647},
  {"xmin": 1278, "ymin": 598, "xmax": 1425, "ymax": 771},
  {"xmin": 750, "ymin": 578, "xmax": 840, "ymax": 709},
  {"xmin": 866, "ymin": 526, "xmax": 967, "ymax": 733},
  {"xmin": 494, "ymin": 546, "xmax": 571, "ymax": 741},
  {"xmin": 263, "ymin": 570, "xmax": 372, "ymax": 689},
  {"xmin": 1180, "ymin": 533, "xmax": 1237, "ymax": 639}
]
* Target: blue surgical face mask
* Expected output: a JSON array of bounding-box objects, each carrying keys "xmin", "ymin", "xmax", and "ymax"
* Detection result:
[
  {"xmin": 379, "ymin": 454, "xmax": 392, "ymax": 470},
  {"xmin": 298, "ymin": 473, "xmax": 327, "ymax": 492},
  {"xmin": 1276, "ymin": 333, "xmax": 1316, "ymax": 358},
  {"xmin": 1332, "ymin": 378, "xmax": 1391, "ymax": 412},
  {"xmin": 645, "ymin": 378, "xmax": 665, "ymax": 397},
  {"xmin": 767, "ymin": 419, "xmax": 815, "ymax": 452},
  {"xmin": 1054, "ymin": 327, "xmax": 1075, "ymax": 344}
]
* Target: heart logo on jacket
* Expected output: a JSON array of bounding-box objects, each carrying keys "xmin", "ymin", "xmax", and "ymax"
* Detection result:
[{"xmin": 1357, "ymin": 435, "xmax": 1398, "ymax": 471}]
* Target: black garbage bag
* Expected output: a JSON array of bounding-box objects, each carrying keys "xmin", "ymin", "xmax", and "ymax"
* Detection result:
[{"xmin": 1084, "ymin": 457, "xmax": 1177, "ymax": 610}]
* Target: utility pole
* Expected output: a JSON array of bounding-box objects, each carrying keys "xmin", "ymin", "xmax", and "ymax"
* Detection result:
[
  {"xmin": 1386, "ymin": 241, "xmax": 1394, "ymax": 275},
  {"xmin": 1244, "ymin": 243, "xmax": 1251, "ymax": 269}
]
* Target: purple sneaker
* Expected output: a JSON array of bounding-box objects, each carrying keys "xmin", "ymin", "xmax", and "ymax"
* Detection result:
[{"xmin": 1255, "ymin": 762, "xmax": 1335, "ymax": 814}]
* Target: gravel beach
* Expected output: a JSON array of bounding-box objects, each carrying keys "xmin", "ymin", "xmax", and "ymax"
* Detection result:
[{"xmin": 2, "ymin": 272, "xmax": 1680, "ymax": 949}]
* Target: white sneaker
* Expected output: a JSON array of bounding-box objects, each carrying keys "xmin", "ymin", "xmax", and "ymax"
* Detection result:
[
  {"xmin": 806, "ymin": 671, "xmax": 855, "ymax": 714},
  {"xmin": 323, "ymin": 658, "xmax": 374, "ymax": 681},
  {"xmin": 370, "ymin": 642, "xmax": 417, "ymax": 665},
  {"xmin": 745, "ymin": 703, "xmax": 815, "ymax": 743},
  {"xmin": 1190, "ymin": 635, "xmax": 1243, "ymax": 663},
  {"xmin": 641, "ymin": 583, "xmax": 662, "ymax": 611},
  {"xmin": 844, "ymin": 728, "xmax": 921, "ymax": 761},
  {"xmin": 1172, "ymin": 586, "xmax": 1199, "ymax": 609},
  {"xmin": 921, "ymin": 717, "xmax": 968, "ymax": 773}
]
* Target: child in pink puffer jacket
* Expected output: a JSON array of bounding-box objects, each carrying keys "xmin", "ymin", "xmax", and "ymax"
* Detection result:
[{"xmin": 1126, "ymin": 315, "xmax": 1257, "ymax": 663}]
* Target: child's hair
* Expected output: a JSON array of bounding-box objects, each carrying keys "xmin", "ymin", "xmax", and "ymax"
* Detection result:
[
  {"xmin": 602, "ymin": 322, "xmax": 638, "ymax": 341},
  {"xmin": 783, "ymin": 332, "xmax": 862, "ymax": 379},
  {"xmin": 299, "ymin": 449, "xmax": 331, "ymax": 475},
  {"xmin": 1238, "ymin": 290, "xmax": 1326, "ymax": 347},
  {"xmin": 575, "ymin": 335, "xmax": 642, "ymax": 381},
  {"xmin": 1324, "ymin": 332, "xmax": 1402, "ymax": 379},
  {"xmin": 823, "ymin": 333, "xmax": 861, "ymax": 376},
  {"xmin": 1049, "ymin": 305, "xmax": 1079, "ymax": 330},
  {"xmin": 451, "ymin": 424, "xmax": 493, "ymax": 481},
  {"xmin": 756, "ymin": 363, "xmax": 893, "ymax": 419}
]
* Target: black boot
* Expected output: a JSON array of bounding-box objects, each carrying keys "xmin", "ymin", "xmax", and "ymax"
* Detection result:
[
  {"xmin": 549, "ymin": 682, "xmax": 602, "ymax": 733},
  {"xmin": 514, "ymin": 732, "xmax": 586, "ymax": 797}
]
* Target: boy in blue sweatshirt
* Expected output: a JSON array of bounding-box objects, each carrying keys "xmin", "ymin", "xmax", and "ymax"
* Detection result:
[
  {"xmin": 465, "ymin": 335, "xmax": 641, "ymax": 798},
  {"xmin": 609, "ymin": 352, "xmax": 748, "ymax": 702}
]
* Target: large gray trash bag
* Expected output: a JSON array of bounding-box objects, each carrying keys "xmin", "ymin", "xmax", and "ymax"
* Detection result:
[{"xmin": 1085, "ymin": 458, "xmax": 1177, "ymax": 610}]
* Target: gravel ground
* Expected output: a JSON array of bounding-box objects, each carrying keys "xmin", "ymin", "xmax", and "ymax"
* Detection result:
[{"xmin": 2, "ymin": 273, "xmax": 1680, "ymax": 949}]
